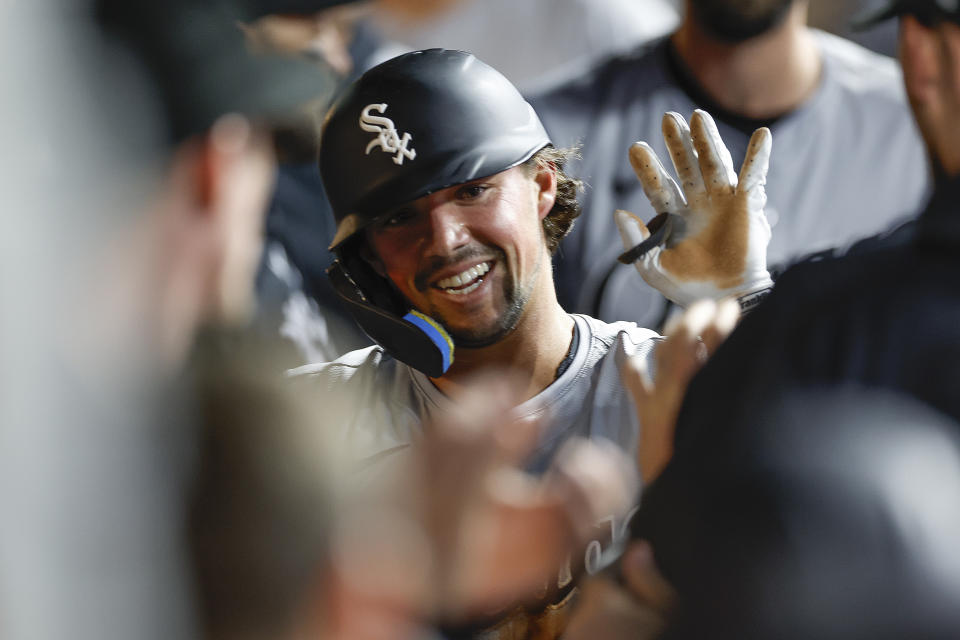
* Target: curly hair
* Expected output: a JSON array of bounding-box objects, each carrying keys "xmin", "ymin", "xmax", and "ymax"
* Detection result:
[{"xmin": 523, "ymin": 146, "xmax": 583, "ymax": 255}]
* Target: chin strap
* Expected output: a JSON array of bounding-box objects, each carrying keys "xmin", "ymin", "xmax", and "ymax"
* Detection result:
[
  {"xmin": 327, "ymin": 260, "xmax": 454, "ymax": 377},
  {"xmin": 617, "ymin": 212, "xmax": 673, "ymax": 265}
]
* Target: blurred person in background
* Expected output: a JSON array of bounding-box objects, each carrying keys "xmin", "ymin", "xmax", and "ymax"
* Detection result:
[
  {"xmin": 242, "ymin": 0, "xmax": 680, "ymax": 92},
  {"xmin": 88, "ymin": 0, "xmax": 340, "ymax": 372},
  {"xmin": 529, "ymin": 0, "xmax": 929, "ymax": 331},
  {"xmin": 0, "ymin": 2, "xmax": 171, "ymax": 637},
  {"xmin": 361, "ymin": 0, "xmax": 680, "ymax": 91},
  {"xmin": 0, "ymin": 1, "xmax": 331, "ymax": 638},
  {"xmin": 240, "ymin": 2, "xmax": 378, "ymax": 368}
]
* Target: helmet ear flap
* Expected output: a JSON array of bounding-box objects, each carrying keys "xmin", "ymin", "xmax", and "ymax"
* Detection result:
[
  {"xmin": 327, "ymin": 245, "xmax": 454, "ymax": 377},
  {"xmin": 337, "ymin": 238, "xmax": 408, "ymax": 316}
]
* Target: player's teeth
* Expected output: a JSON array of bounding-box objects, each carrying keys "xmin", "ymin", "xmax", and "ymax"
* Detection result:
[
  {"xmin": 436, "ymin": 262, "xmax": 490, "ymax": 289},
  {"xmin": 447, "ymin": 280, "xmax": 482, "ymax": 295}
]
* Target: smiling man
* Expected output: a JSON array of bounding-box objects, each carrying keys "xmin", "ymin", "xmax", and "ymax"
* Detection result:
[
  {"xmin": 298, "ymin": 45, "xmax": 777, "ymax": 490},
  {"xmin": 303, "ymin": 49, "xmax": 669, "ymax": 470},
  {"xmin": 298, "ymin": 49, "xmax": 654, "ymax": 637},
  {"xmin": 293, "ymin": 47, "xmax": 772, "ymax": 637},
  {"xmin": 364, "ymin": 165, "xmax": 555, "ymax": 344}
]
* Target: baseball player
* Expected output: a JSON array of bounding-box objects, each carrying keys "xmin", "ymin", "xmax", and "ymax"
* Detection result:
[{"xmin": 294, "ymin": 48, "xmax": 773, "ymax": 636}]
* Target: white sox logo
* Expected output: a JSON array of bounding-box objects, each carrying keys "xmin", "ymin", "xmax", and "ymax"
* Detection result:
[{"xmin": 359, "ymin": 103, "xmax": 417, "ymax": 165}]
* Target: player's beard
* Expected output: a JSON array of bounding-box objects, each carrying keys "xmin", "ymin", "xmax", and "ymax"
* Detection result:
[
  {"xmin": 445, "ymin": 282, "xmax": 527, "ymax": 348},
  {"xmin": 688, "ymin": 0, "xmax": 794, "ymax": 42},
  {"xmin": 419, "ymin": 246, "xmax": 541, "ymax": 349}
]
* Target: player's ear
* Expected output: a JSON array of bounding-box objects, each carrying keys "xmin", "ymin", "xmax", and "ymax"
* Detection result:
[
  {"xmin": 533, "ymin": 161, "xmax": 557, "ymax": 221},
  {"xmin": 900, "ymin": 15, "xmax": 940, "ymax": 109}
]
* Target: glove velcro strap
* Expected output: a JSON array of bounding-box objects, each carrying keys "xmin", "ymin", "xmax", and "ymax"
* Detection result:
[
  {"xmin": 737, "ymin": 285, "xmax": 773, "ymax": 314},
  {"xmin": 617, "ymin": 212, "xmax": 672, "ymax": 264}
]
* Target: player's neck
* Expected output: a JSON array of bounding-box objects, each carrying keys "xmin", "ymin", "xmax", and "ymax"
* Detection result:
[
  {"xmin": 671, "ymin": 3, "xmax": 821, "ymax": 120},
  {"xmin": 430, "ymin": 275, "xmax": 575, "ymax": 403}
]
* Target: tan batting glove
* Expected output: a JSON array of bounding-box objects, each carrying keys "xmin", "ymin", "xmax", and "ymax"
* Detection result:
[{"xmin": 615, "ymin": 110, "xmax": 773, "ymax": 308}]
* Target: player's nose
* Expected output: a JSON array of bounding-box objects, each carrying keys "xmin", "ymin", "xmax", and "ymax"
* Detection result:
[{"xmin": 423, "ymin": 202, "xmax": 470, "ymax": 256}]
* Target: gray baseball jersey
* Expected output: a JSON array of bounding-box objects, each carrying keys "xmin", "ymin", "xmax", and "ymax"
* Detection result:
[
  {"xmin": 290, "ymin": 314, "xmax": 657, "ymax": 477},
  {"xmin": 528, "ymin": 30, "xmax": 930, "ymax": 328}
]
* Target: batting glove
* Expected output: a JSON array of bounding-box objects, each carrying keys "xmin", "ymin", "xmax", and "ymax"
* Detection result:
[{"xmin": 615, "ymin": 110, "xmax": 773, "ymax": 308}]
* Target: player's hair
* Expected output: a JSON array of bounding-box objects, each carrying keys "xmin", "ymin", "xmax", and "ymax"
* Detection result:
[{"xmin": 525, "ymin": 145, "xmax": 583, "ymax": 255}]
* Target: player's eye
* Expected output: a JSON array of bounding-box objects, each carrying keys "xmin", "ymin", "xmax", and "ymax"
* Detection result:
[
  {"xmin": 380, "ymin": 208, "xmax": 416, "ymax": 228},
  {"xmin": 456, "ymin": 183, "xmax": 488, "ymax": 200}
]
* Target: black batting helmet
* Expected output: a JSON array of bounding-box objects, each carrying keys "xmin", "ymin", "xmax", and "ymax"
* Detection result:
[
  {"xmin": 318, "ymin": 49, "xmax": 551, "ymax": 377},
  {"xmin": 320, "ymin": 48, "xmax": 551, "ymax": 249}
]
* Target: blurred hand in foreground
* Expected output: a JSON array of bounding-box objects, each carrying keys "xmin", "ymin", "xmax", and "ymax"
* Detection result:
[
  {"xmin": 565, "ymin": 540, "xmax": 676, "ymax": 640},
  {"xmin": 327, "ymin": 373, "xmax": 639, "ymax": 638},
  {"xmin": 623, "ymin": 298, "xmax": 740, "ymax": 484}
]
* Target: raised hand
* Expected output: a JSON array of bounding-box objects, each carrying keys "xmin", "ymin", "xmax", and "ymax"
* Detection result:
[{"xmin": 616, "ymin": 109, "xmax": 773, "ymax": 308}]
